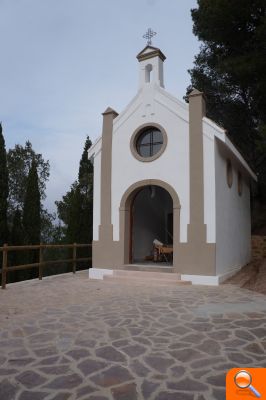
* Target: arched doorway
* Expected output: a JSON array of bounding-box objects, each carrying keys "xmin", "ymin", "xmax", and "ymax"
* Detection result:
[
  {"xmin": 130, "ymin": 185, "xmax": 173, "ymax": 264},
  {"xmin": 119, "ymin": 180, "xmax": 181, "ymax": 268}
]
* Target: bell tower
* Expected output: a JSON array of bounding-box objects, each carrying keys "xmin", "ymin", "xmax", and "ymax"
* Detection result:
[{"xmin": 137, "ymin": 29, "xmax": 166, "ymax": 89}]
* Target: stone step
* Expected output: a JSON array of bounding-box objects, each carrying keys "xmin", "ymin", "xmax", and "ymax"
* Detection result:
[
  {"xmin": 104, "ymin": 275, "xmax": 191, "ymax": 286},
  {"xmin": 103, "ymin": 269, "xmax": 191, "ymax": 286},
  {"xmin": 113, "ymin": 269, "xmax": 181, "ymax": 280},
  {"xmin": 123, "ymin": 264, "xmax": 174, "ymax": 273}
]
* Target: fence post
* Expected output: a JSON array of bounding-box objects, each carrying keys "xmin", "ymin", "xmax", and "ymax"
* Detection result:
[
  {"xmin": 2, "ymin": 243, "xmax": 8, "ymax": 289},
  {"xmin": 73, "ymin": 243, "xmax": 77, "ymax": 274},
  {"xmin": 39, "ymin": 244, "xmax": 43, "ymax": 280}
]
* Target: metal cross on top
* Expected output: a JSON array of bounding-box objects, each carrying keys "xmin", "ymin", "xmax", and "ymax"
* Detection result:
[{"xmin": 143, "ymin": 28, "xmax": 157, "ymax": 46}]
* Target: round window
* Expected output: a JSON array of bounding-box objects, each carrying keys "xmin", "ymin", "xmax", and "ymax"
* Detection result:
[
  {"xmin": 136, "ymin": 127, "xmax": 163, "ymax": 158},
  {"xmin": 130, "ymin": 124, "xmax": 167, "ymax": 162}
]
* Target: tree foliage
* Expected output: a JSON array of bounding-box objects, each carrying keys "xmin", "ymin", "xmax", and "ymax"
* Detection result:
[
  {"xmin": 56, "ymin": 136, "xmax": 93, "ymax": 244},
  {"xmin": 188, "ymin": 0, "xmax": 266, "ymax": 199},
  {"xmin": 7, "ymin": 141, "xmax": 50, "ymax": 211},
  {"xmin": 0, "ymin": 123, "xmax": 9, "ymax": 245},
  {"xmin": 23, "ymin": 160, "xmax": 41, "ymax": 245}
]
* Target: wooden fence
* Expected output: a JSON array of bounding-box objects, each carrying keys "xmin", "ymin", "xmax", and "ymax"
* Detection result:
[{"xmin": 0, "ymin": 243, "xmax": 92, "ymax": 289}]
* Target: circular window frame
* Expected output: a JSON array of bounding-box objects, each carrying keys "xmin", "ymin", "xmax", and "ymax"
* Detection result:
[
  {"xmin": 130, "ymin": 123, "xmax": 168, "ymax": 162},
  {"xmin": 227, "ymin": 159, "xmax": 233, "ymax": 188}
]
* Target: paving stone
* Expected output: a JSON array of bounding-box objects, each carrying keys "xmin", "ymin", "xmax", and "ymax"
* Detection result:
[
  {"xmin": 166, "ymin": 326, "xmax": 191, "ymax": 335},
  {"xmin": 29, "ymin": 332, "xmax": 56, "ymax": 344},
  {"xmin": 206, "ymin": 373, "xmax": 226, "ymax": 387},
  {"xmin": 111, "ymin": 383, "xmax": 138, "ymax": 400},
  {"xmin": 234, "ymin": 329, "xmax": 255, "ymax": 341},
  {"xmin": 208, "ymin": 330, "xmax": 231, "ymax": 340},
  {"xmin": 112, "ymin": 339, "xmax": 131, "ymax": 348},
  {"xmin": 0, "ymin": 379, "xmax": 19, "ymax": 400},
  {"xmin": 191, "ymin": 369, "xmax": 210, "ymax": 379},
  {"xmin": 90, "ymin": 365, "xmax": 133, "ymax": 387},
  {"xmin": 170, "ymin": 348, "xmax": 203, "ymax": 363},
  {"xmin": 66, "ymin": 348, "xmax": 90, "ymax": 360},
  {"xmin": 197, "ymin": 340, "xmax": 221, "ymax": 355},
  {"xmin": 155, "ymin": 391, "xmax": 194, "ymax": 400},
  {"xmin": 250, "ymin": 328, "xmax": 266, "ymax": 339},
  {"xmin": 186, "ymin": 322, "xmax": 214, "ymax": 332},
  {"xmin": 77, "ymin": 358, "xmax": 108, "ymax": 376},
  {"xmin": 182, "ymin": 333, "xmax": 206, "ymax": 343},
  {"xmin": 44, "ymin": 373, "xmax": 83, "ymax": 389},
  {"xmin": 39, "ymin": 365, "xmax": 71, "ymax": 375},
  {"xmin": 49, "ymin": 393, "xmax": 72, "ymax": 400},
  {"xmin": 76, "ymin": 384, "xmax": 98, "ymax": 397},
  {"xmin": 19, "ymin": 391, "xmax": 49, "ymax": 400},
  {"xmin": 141, "ymin": 380, "xmax": 160, "ymax": 398},
  {"xmin": 130, "ymin": 359, "xmax": 151, "ymax": 377},
  {"xmin": 16, "ymin": 370, "xmax": 47, "ymax": 388},
  {"xmin": 34, "ymin": 346, "xmax": 58, "ymax": 357},
  {"xmin": 235, "ymin": 319, "xmax": 266, "ymax": 328},
  {"xmin": 170, "ymin": 365, "xmax": 186, "ymax": 377},
  {"xmin": 95, "ymin": 345, "xmax": 126, "ymax": 362},
  {"xmin": 167, "ymin": 377, "xmax": 208, "ymax": 392},
  {"xmin": 144, "ymin": 355, "xmax": 175, "ymax": 373},
  {"xmin": 228, "ymin": 352, "xmax": 253, "ymax": 364},
  {"xmin": 190, "ymin": 357, "xmax": 225, "ymax": 369},
  {"xmin": 0, "ymin": 368, "xmax": 18, "ymax": 375},
  {"xmin": 212, "ymin": 388, "xmax": 225, "ymax": 400},
  {"xmin": 8, "ymin": 357, "xmax": 35, "ymax": 367},
  {"xmin": 0, "ymin": 356, "xmax": 6, "ymax": 365},
  {"xmin": 244, "ymin": 342, "xmax": 264, "ymax": 354},
  {"xmin": 121, "ymin": 344, "xmax": 147, "ymax": 357},
  {"xmin": 38, "ymin": 356, "xmax": 60, "ymax": 365}
]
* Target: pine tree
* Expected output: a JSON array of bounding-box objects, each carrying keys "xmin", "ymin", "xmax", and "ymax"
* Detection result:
[
  {"xmin": 188, "ymin": 0, "xmax": 266, "ymax": 230},
  {"xmin": 0, "ymin": 123, "xmax": 9, "ymax": 246},
  {"xmin": 23, "ymin": 159, "xmax": 41, "ymax": 245}
]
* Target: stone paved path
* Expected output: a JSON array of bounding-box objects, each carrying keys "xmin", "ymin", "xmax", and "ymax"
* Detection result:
[{"xmin": 0, "ymin": 271, "xmax": 265, "ymax": 400}]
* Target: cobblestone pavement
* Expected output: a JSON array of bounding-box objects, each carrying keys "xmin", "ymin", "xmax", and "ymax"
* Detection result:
[{"xmin": 0, "ymin": 271, "xmax": 265, "ymax": 400}]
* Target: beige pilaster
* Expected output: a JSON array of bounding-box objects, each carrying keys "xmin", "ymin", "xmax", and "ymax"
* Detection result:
[
  {"xmin": 93, "ymin": 107, "xmax": 119, "ymax": 268},
  {"xmin": 177, "ymin": 89, "xmax": 216, "ymax": 276}
]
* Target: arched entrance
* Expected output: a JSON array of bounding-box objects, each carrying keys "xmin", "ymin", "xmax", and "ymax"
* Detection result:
[
  {"xmin": 119, "ymin": 180, "xmax": 181, "ymax": 268},
  {"xmin": 130, "ymin": 186, "xmax": 173, "ymax": 263}
]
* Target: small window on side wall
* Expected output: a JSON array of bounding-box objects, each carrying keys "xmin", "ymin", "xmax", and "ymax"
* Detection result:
[
  {"xmin": 238, "ymin": 171, "xmax": 243, "ymax": 196},
  {"xmin": 227, "ymin": 159, "xmax": 233, "ymax": 188}
]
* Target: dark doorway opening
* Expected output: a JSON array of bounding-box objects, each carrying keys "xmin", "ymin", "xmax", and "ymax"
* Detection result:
[{"xmin": 130, "ymin": 185, "xmax": 173, "ymax": 264}]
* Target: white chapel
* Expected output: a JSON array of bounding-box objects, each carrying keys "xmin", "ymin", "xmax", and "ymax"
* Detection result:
[{"xmin": 87, "ymin": 38, "xmax": 257, "ymax": 285}]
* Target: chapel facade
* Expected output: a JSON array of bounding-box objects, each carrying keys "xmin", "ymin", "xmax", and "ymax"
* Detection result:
[{"xmin": 88, "ymin": 44, "xmax": 256, "ymax": 285}]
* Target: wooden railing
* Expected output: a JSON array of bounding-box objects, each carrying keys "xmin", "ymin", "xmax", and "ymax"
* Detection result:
[{"xmin": 0, "ymin": 243, "xmax": 92, "ymax": 289}]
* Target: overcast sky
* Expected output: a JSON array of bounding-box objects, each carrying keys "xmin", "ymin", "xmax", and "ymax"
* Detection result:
[{"xmin": 0, "ymin": 0, "xmax": 200, "ymax": 213}]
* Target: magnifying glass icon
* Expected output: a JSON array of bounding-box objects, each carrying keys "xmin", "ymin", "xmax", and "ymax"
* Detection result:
[{"xmin": 234, "ymin": 370, "xmax": 261, "ymax": 398}]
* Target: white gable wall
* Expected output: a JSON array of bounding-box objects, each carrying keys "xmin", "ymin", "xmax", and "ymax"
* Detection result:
[
  {"xmin": 215, "ymin": 139, "xmax": 251, "ymax": 275},
  {"xmin": 111, "ymin": 83, "xmax": 190, "ymax": 243}
]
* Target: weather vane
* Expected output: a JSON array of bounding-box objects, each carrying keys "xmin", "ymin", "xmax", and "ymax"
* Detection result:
[{"xmin": 143, "ymin": 28, "xmax": 157, "ymax": 45}]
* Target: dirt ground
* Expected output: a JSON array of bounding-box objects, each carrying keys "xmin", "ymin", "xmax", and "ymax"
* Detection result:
[{"xmin": 224, "ymin": 259, "xmax": 266, "ymax": 295}]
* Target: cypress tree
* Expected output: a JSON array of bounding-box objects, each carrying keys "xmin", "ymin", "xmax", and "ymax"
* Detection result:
[
  {"xmin": 0, "ymin": 123, "xmax": 9, "ymax": 246},
  {"xmin": 10, "ymin": 208, "xmax": 25, "ymax": 280},
  {"xmin": 23, "ymin": 159, "xmax": 41, "ymax": 245},
  {"xmin": 11, "ymin": 208, "xmax": 24, "ymax": 246},
  {"xmin": 23, "ymin": 160, "xmax": 41, "ymax": 277}
]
